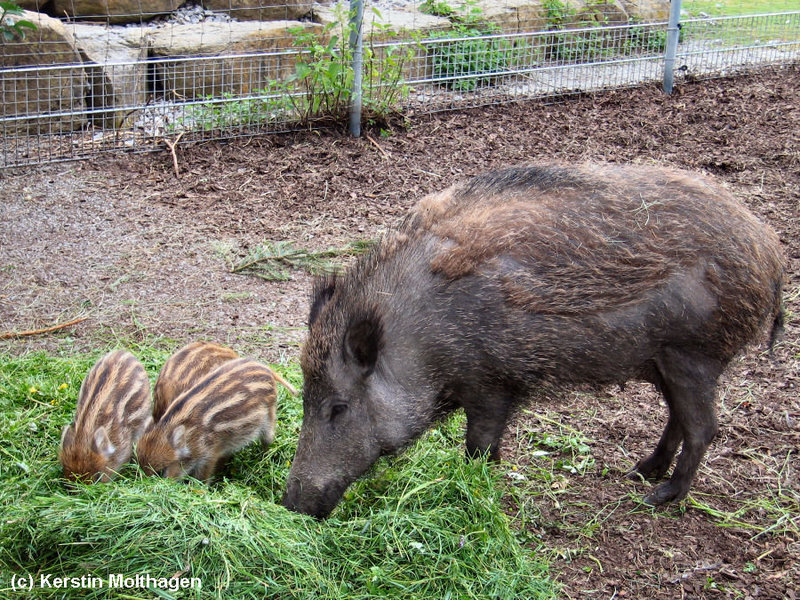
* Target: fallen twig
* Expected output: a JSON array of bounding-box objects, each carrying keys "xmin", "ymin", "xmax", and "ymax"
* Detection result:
[
  {"xmin": 163, "ymin": 132, "xmax": 185, "ymax": 178},
  {"xmin": 366, "ymin": 134, "xmax": 390, "ymax": 160},
  {"xmin": 0, "ymin": 317, "xmax": 87, "ymax": 340}
]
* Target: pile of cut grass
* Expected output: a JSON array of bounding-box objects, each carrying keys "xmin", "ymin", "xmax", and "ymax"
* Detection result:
[{"xmin": 0, "ymin": 350, "xmax": 556, "ymax": 599}]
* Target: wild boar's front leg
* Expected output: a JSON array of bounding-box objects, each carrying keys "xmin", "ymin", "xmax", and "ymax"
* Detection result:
[{"xmin": 464, "ymin": 394, "xmax": 513, "ymax": 460}]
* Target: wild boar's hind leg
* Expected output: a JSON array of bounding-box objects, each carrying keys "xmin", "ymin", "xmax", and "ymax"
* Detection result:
[
  {"xmin": 464, "ymin": 394, "xmax": 514, "ymax": 461},
  {"xmin": 644, "ymin": 348, "xmax": 722, "ymax": 505},
  {"xmin": 630, "ymin": 413, "xmax": 683, "ymax": 482},
  {"xmin": 629, "ymin": 367, "xmax": 684, "ymax": 481}
]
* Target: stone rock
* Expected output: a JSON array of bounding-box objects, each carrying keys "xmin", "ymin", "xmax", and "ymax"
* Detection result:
[
  {"xmin": 471, "ymin": 0, "xmax": 549, "ymax": 33},
  {"xmin": 568, "ymin": 0, "xmax": 630, "ymax": 26},
  {"xmin": 618, "ymin": 0, "xmax": 670, "ymax": 22},
  {"xmin": 202, "ymin": 0, "xmax": 314, "ymax": 22},
  {"xmin": 365, "ymin": 7, "xmax": 450, "ymax": 38},
  {"xmin": 52, "ymin": 0, "xmax": 182, "ymax": 25},
  {"xmin": 69, "ymin": 24, "xmax": 150, "ymax": 128},
  {"xmin": 1, "ymin": 10, "xmax": 87, "ymax": 135},
  {"xmin": 315, "ymin": 4, "xmax": 450, "ymax": 39},
  {"xmin": 148, "ymin": 20, "xmax": 323, "ymax": 98}
]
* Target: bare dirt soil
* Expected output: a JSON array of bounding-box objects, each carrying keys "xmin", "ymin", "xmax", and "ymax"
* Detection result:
[{"xmin": 1, "ymin": 64, "xmax": 798, "ymax": 598}]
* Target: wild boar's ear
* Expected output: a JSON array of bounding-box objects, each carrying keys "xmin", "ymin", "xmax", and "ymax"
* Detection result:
[
  {"xmin": 344, "ymin": 313, "xmax": 384, "ymax": 377},
  {"xmin": 309, "ymin": 276, "xmax": 336, "ymax": 329}
]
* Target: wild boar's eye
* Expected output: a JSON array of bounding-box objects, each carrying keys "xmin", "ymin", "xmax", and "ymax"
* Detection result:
[{"xmin": 330, "ymin": 403, "xmax": 348, "ymax": 421}]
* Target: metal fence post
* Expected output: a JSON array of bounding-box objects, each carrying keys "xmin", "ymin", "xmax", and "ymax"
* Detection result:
[
  {"xmin": 663, "ymin": 0, "xmax": 683, "ymax": 94},
  {"xmin": 348, "ymin": 0, "xmax": 364, "ymax": 137}
]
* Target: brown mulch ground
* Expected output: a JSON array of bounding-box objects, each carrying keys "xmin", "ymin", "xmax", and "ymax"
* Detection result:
[{"xmin": 1, "ymin": 64, "xmax": 798, "ymax": 598}]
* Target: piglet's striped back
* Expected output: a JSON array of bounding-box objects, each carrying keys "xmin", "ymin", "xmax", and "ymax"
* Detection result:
[
  {"xmin": 153, "ymin": 341, "xmax": 239, "ymax": 421},
  {"xmin": 160, "ymin": 358, "xmax": 275, "ymax": 432},
  {"xmin": 137, "ymin": 357, "xmax": 278, "ymax": 482},
  {"xmin": 73, "ymin": 350, "xmax": 151, "ymax": 435}
]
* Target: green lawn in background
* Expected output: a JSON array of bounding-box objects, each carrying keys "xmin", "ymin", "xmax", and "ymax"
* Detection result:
[{"xmin": 683, "ymin": 0, "xmax": 797, "ymax": 17}]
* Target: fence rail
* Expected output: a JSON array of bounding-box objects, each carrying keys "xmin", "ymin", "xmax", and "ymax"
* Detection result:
[{"xmin": 1, "ymin": 1, "xmax": 798, "ymax": 167}]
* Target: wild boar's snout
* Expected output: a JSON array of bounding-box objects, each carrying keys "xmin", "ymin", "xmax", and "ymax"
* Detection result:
[
  {"xmin": 282, "ymin": 476, "xmax": 341, "ymax": 520},
  {"xmin": 284, "ymin": 162, "xmax": 785, "ymax": 518}
]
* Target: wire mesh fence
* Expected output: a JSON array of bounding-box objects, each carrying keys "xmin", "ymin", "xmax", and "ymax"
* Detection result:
[{"xmin": 1, "ymin": 0, "xmax": 798, "ymax": 167}]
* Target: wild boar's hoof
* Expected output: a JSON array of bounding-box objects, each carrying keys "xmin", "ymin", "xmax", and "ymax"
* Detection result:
[
  {"xmin": 629, "ymin": 456, "xmax": 673, "ymax": 482},
  {"xmin": 643, "ymin": 480, "xmax": 689, "ymax": 506}
]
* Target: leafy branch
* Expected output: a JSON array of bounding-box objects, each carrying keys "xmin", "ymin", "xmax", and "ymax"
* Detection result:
[
  {"xmin": 231, "ymin": 240, "xmax": 374, "ymax": 281},
  {"xmin": 1, "ymin": 1, "xmax": 37, "ymax": 41}
]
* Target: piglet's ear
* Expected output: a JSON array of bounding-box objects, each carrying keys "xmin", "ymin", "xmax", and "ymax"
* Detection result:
[
  {"xmin": 344, "ymin": 313, "xmax": 383, "ymax": 377},
  {"xmin": 93, "ymin": 426, "xmax": 116, "ymax": 460},
  {"xmin": 60, "ymin": 424, "xmax": 74, "ymax": 448},
  {"xmin": 171, "ymin": 425, "xmax": 191, "ymax": 459}
]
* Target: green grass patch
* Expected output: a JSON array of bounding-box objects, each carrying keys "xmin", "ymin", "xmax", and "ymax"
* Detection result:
[
  {"xmin": 0, "ymin": 351, "xmax": 556, "ymax": 599},
  {"xmin": 679, "ymin": 0, "xmax": 800, "ymax": 46},
  {"xmin": 683, "ymin": 0, "xmax": 797, "ymax": 18}
]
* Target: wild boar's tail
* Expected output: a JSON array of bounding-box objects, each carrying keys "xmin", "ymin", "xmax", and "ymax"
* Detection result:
[
  {"xmin": 767, "ymin": 279, "xmax": 785, "ymax": 355},
  {"xmin": 767, "ymin": 308, "xmax": 785, "ymax": 355}
]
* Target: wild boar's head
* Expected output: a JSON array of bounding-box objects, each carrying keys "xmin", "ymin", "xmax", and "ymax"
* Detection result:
[{"xmin": 283, "ymin": 271, "xmax": 439, "ymax": 519}]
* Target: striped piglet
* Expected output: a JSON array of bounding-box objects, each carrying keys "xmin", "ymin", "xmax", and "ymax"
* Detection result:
[
  {"xmin": 152, "ymin": 341, "xmax": 239, "ymax": 421},
  {"xmin": 59, "ymin": 350, "xmax": 152, "ymax": 483},
  {"xmin": 136, "ymin": 358, "xmax": 279, "ymax": 482}
]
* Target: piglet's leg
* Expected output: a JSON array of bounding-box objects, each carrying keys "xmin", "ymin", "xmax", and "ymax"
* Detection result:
[
  {"xmin": 260, "ymin": 413, "xmax": 276, "ymax": 447},
  {"xmin": 192, "ymin": 457, "xmax": 221, "ymax": 483}
]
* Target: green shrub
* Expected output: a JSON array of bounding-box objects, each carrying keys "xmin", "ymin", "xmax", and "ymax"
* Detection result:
[
  {"xmin": 177, "ymin": 6, "xmax": 415, "ymax": 132},
  {"xmin": 420, "ymin": 0, "xmax": 456, "ymax": 18},
  {"xmin": 0, "ymin": 1, "xmax": 36, "ymax": 41},
  {"xmin": 429, "ymin": 25, "xmax": 516, "ymax": 92},
  {"xmin": 624, "ymin": 20, "xmax": 669, "ymax": 54}
]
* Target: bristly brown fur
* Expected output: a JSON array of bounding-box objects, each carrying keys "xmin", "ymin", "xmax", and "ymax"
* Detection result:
[
  {"xmin": 305, "ymin": 162, "xmax": 784, "ymax": 370},
  {"xmin": 415, "ymin": 163, "xmax": 781, "ymax": 316}
]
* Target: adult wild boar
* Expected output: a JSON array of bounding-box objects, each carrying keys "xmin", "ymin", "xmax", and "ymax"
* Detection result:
[{"xmin": 283, "ymin": 163, "xmax": 784, "ymax": 519}]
